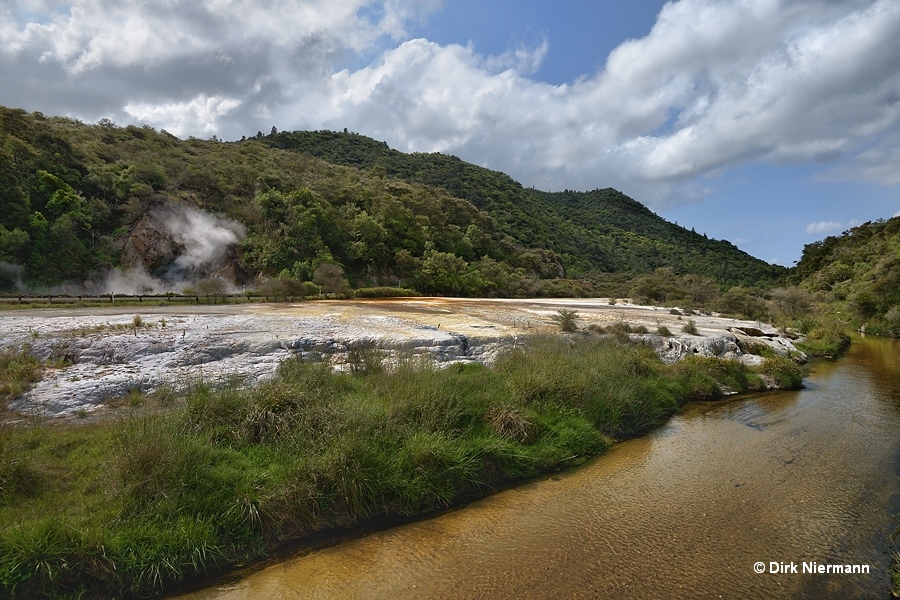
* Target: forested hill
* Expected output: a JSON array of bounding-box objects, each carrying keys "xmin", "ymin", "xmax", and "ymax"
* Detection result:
[
  {"xmin": 0, "ymin": 106, "xmax": 783, "ymax": 295},
  {"xmin": 789, "ymin": 216, "xmax": 900, "ymax": 335},
  {"xmin": 264, "ymin": 130, "xmax": 784, "ymax": 284}
]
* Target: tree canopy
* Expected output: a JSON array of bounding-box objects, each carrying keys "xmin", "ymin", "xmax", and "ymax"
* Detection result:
[{"xmin": 0, "ymin": 106, "xmax": 786, "ymax": 296}]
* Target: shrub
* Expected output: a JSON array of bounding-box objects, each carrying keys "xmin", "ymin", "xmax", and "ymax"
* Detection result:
[
  {"xmin": 195, "ymin": 277, "xmax": 229, "ymax": 302},
  {"xmin": 681, "ymin": 320, "xmax": 698, "ymax": 335},
  {"xmin": 550, "ymin": 309, "xmax": 579, "ymax": 332},
  {"xmin": 657, "ymin": 325, "xmax": 672, "ymax": 337}
]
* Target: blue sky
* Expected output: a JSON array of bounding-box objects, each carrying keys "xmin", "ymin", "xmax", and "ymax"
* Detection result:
[
  {"xmin": 413, "ymin": 0, "xmax": 664, "ymax": 86},
  {"xmin": 1, "ymin": 0, "xmax": 899, "ymax": 266}
]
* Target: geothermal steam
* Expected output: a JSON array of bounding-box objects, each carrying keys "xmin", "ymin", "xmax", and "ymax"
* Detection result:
[
  {"xmin": 163, "ymin": 206, "xmax": 245, "ymax": 280},
  {"xmin": 101, "ymin": 205, "xmax": 245, "ymax": 295}
]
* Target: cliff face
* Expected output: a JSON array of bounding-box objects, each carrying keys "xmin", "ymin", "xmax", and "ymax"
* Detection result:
[
  {"xmin": 1, "ymin": 298, "xmax": 806, "ymax": 419},
  {"xmin": 120, "ymin": 215, "xmax": 178, "ymax": 274}
]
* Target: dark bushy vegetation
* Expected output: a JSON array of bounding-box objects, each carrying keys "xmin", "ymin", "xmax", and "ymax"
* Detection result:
[
  {"xmin": 353, "ymin": 287, "xmax": 419, "ymax": 298},
  {"xmin": 264, "ymin": 130, "xmax": 786, "ymax": 286},
  {"xmin": 0, "ymin": 107, "xmax": 783, "ymax": 295},
  {"xmin": 0, "ymin": 336, "xmax": 799, "ymax": 599}
]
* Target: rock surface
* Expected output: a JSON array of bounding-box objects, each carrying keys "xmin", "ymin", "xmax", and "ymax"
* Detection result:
[{"xmin": 1, "ymin": 298, "xmax": 805, "ymax": 418}]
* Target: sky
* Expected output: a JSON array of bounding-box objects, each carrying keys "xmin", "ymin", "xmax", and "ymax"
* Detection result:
[{"xmin": 1, "ymin": 0, "xmax": 899, "ymax": 266}]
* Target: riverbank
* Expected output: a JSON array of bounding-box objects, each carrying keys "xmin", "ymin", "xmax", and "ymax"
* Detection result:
[
  {"xmin": 0, "ymin": 329, "xmax": 804, "ymax": 599},
  {"xmin": 177, "ymin": 334, "xmax": 897, "ymax": 600}
]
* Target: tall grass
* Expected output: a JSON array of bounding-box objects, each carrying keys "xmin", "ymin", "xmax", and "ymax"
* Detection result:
[
  {"xmin": 0, "ymin": 335, "xmax": 801, "ymax": 599},
  {"xmin": 0, "ymin": 346, "xmax": 42, "ymax": 402},
  {"xmin": 794, "ymin": 319, "xmax": 851, "ymax": 357}
]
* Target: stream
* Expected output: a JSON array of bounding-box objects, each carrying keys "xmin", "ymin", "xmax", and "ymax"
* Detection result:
[{"xmin": 183, "ymin": 335, "xmax": 899, "ymax": 599}]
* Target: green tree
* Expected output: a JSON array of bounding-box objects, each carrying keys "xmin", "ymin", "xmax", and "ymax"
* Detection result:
[
  {"xmin": 418, "ymin": 249, "xmax": 469, "ymax": 295},
  {"xmin": 0, "ymin": 226, "xmax": 29, "ymax": 263},
  {"xmin": 0, "ymin": 147, "xmax": 31, "ymax": 229},
  {"xmin": 551, "ymin": 309, "xmax": 579, "ymax": 332}
]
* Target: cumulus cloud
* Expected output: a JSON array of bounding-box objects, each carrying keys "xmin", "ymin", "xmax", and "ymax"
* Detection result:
[
  {"xmin": 805, "ymin": 221, "xmax": 844, "ymax": 236},
  {"xmin": 124, "ymin": 94, "xmax": 242, "ymax": 138},
  {"xmin": 805, "ymin": 219, "xmax": 862, "ymax": 236},
  {"xmin": 1, "ymin": 0, "xmax": 899, "ymax": 207}
]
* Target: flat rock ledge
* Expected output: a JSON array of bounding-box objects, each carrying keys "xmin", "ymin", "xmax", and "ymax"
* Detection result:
[{"xmin": 1, "ymin": 299, "xmax": 805, "ymax": 418}]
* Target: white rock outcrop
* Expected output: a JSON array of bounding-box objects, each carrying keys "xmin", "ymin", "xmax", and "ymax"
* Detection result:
[{"xmin": 1, "ymin": 299, "xmax": 805, "ymax": 418}]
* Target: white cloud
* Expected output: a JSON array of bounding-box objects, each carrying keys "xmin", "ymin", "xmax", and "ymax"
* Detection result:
[
  {"xmin": 815, "ymin": 133, "xmax": 900, "ymax": 185},
  {"xmin": 124, "ymin": 94, "xmax": 241, "ymax": 137},
  {"xmin": 805, "ymin": 219, "xmax": 863, "ymax": 236},
  {"xmin": 805, "ymin": 221, "xmax": 844, "ymax": 235},
  {"xmin": 1, "ymin": 0, "xmax": 899, "ymax": 207},
  {"xmin": 12, "ymin": 0, "xmax": 388, "ymax": 74}
]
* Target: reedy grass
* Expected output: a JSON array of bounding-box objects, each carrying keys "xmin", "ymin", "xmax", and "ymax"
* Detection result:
[
  {"xmin": 0, "ymin": 335, "xmax": 802, "ymax": 599},
  {"xmin": 0, "ymin": 346, "xmax": 42, "ymax": 402}
]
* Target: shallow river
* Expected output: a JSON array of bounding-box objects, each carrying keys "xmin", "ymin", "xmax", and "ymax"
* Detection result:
[{"xmin": 184, "ymin": 335, "xmax": 899, "ymax": 599}]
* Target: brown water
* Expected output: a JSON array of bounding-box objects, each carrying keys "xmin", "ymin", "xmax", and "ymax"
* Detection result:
[{"xmin": 184, "ymin": 335, "xmax": 899, "ymax": 599}]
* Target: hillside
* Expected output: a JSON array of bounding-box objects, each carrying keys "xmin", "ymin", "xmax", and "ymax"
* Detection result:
[
  {"xmin": 0, "ymin": 107, "xmax": 784, "ymax": 296},
  {"xmin": 790, "ymin": 216, "xmax": 900, "ymax": 336},
  {"xmin": 264, "ymin": 130, "xmax": 785, "ymax": 285}
]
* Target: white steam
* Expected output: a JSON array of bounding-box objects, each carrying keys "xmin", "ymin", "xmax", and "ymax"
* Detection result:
[
  {"xmin": 0, "ymin": 262, "xmax": 26, "ymax": 292},
  {"xmin": 163, "ymin": 207, "xmax": 245, "ymax": 280},
  {"xmin": 99, "ymin": 204, "xmax": 246, "ymax": 295},
  {"xmin": 101, "ymin": 264, "xmax": 171, "ymax": 295}
]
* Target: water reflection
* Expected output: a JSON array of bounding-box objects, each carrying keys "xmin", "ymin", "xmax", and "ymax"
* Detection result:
[{"xmin": 183, "ymin": 337, "xmax": 899, "ymax": 599}]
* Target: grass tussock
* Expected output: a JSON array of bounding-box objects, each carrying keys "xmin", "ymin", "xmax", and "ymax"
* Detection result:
[
  {"xmin": 0, "ymin": 346, "xmax": 42, "ymax": 402},
  {"xmin": 794, "ymin": 319, "xmax": 851, "ymax": 358},
  {"xmin": 757, "ymin": 356, "xmax": 804, "ymax": 389},
  {"xmin": 0, "ymin": 335, "xmax": 801, "ymax": 599},
  {"xmin": 681, "ymin": 319, "xmax": 699, "ymax": 335}
]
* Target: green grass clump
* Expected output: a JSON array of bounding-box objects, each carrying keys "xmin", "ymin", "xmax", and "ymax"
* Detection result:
[
  {"xmin": 681, "ymin": 319, "xmax": 698, "ymax": 335},
  {"xmin": 670, "ymin": 355, "xmax": 766, "ymax": 400},
  {"xmin": 0, "ymin": 346, "xmax": 42, "ymax": 402},
  {"xmin": 0, "ymin": 335, "xmax": 804, "ymax": 598},
  {"xmin": 757, "ymin": 356, "xmax": 804, "ymax": 389},
  {"xmin": 795, "ymin": 322, "xmax": 851, "ymax": 358}
]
